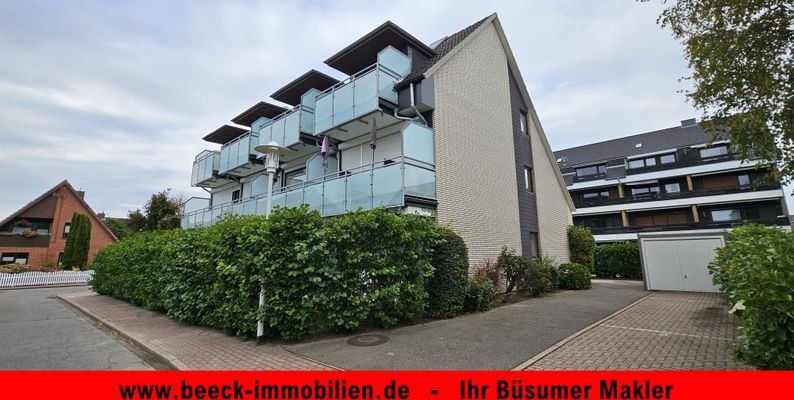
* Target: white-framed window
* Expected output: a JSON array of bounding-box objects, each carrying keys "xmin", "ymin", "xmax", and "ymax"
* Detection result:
[
  {"xmin": 63, "ymin": 222, "xmax": 71, "ymax": 239},
  {"xmin": 700, "ymin": 145, "xmax": 729, "ymax": 158},
  {"xmin": 664, "ymin": 183, "xmax": 681, "ymax": 193},
  {"xmin": 737, "ymin": 174, "xmax": 751, "ymax": 187},
  {"xmin": 524, "ymin": 167, "xmax": 534, "ymax": 192}
]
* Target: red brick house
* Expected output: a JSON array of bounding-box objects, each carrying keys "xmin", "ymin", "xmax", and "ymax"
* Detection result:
[{"xmin": 0, "ymin": 180, "xmax": 117, "ymax": 267}]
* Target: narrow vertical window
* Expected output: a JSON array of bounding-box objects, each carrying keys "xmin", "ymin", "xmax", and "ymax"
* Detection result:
[
  {"xmin": 520, "ymin": 111, "xmax": 528, "ymax": 134},
  {"xmin": 524, "ymin": 167, "xmax": 534, "ymax": 192},
  {"xmin": 63, "ymin": 223, "xmax": 71, "ymax": 239}
]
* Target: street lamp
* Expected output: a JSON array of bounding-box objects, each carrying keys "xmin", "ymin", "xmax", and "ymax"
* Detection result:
[{"xmin": 253, "ymin": 140, "xmax": 290, "ymax": 343}]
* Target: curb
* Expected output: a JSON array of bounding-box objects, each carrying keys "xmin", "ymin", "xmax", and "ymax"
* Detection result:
[
  {"xmin": 0, "ymin": 283, "xmax": 89, "ymax": 291},
  {"xmin": 57, "ymin": 293, "xmax": 189, "ymax": 370},
  {"xmin": 511, "ymin": 293, "xmax": 654, "ymax": 370}
]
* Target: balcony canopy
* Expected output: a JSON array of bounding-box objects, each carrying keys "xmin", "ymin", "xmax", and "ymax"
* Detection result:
[
  {"xmin": 231, "ymin": 101, "xmax": 288, "ymax": 127},
  {"xmin": 202, "ymin": 125, "xmax": 248, "ymax": 145},
  {"xmin": 270, "ymin": 69, "xmax": 340, "ymax": 106},
  {"xmin": 324, "ymin": 21, "xmax": 435, "ymax": 75}
]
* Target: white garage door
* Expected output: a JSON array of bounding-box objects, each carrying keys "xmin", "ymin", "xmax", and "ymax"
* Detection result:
[{"xmin": 640, "ymin": 235, "xmax": 724, "ymax": 293}]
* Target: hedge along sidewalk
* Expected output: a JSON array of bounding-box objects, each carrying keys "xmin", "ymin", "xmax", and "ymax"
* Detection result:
[{"xmin": 58, "ymin": 290, "xmax": 338, "ymax": 371}]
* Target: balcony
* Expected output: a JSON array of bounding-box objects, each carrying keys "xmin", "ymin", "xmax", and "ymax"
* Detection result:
[
  {"xmin": 587, "ymin": 216, "xmax": 790, "ymax": 235},
  {"xmin": 218, "ymin": 131, "xmax": 257, "ymax": 175},
  {"xmin": 190, "ymin": 150, "xmax": 228, "ymax": 188},
  {"xmin": 625, "ymin": 153, "xmax": 735, "ymax": 175},
  {"xmin": 574, "ymin": 184, "xmax": 781, "ymax": 209},
  {"xmin": 257, "ymin": 104, "xmax": 315, "ymax": 150},
  {"xmin": 181, "ymin": 156, "xmax": 436, "ymax": 228},
  {"xmin": 314, "ymin": 46, "xmax": 410, "ymax": 137},
  {"xmin": 0, "ymin": 233, "xmax": 51, "ymax": 248}
]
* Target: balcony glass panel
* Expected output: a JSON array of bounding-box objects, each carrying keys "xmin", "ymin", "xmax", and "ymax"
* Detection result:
[
  {"xmin": 322, "ymin": 178, "xmax": 346, "ymax": 216},
  {"xmin": 271, "ymin": 118, "xmax": 286, "ymax": 147},
  {"xmin": 402, "ymin": 123, "xmax": 434, "ymax": 164},
  {"xmin": 300, "ymin": 106, "xmax": 315, "ymax": 134},
  {"xmin": 378, "ymin": 68, "xmax": 400, "ymax": 104},
  {"xmin": 333, "ymin": 83, "xmax": 354, "ymax": 128},
  {"xmin": 219, "ymin": 133, "xmax": 253, "ymax": 174},
  {"xmin": 303, "ymin": 182, "xmax": 323, "ymax": 212},
  {"xmin": 259, "ymin": 124, "xmax": 273, "ymax": 146},
  {"xmin": 346, "ymin": 171, "xmax": 372, "ymax": 212},
  {"xmin": 354, "ymin": 70, "xmax": 378, "ymax": 118},
  {"xmin": 372, "ymin": 164, "xmax": 403, "ymax": 207},
  {"xmin": 404, "ymin": 165, "xmax": 436, "ymax": 199},
  {"xmin": 284, "ymin": 110, "xmax": 300, "ymax": 146},
  {"xmin": 377, "ymin": 46, "xmax": 411, "ymax": 77},
  {"xmin": 285, "ymin": 187, "xmax": 304, "ymax": 208},
  {"xmin": 315, "ymin": 94, "xmax": 333, "ymax": 134}
]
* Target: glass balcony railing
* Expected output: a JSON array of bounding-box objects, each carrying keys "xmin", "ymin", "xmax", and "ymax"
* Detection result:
[
  {"xmin": 181, "ymin": 156, "xmax": 436, "ymax": 228},
  {"xmin": 257, "ymin": 105, "xmax": 314, "ymax": 150},
  {"xmin": 218, "ymin": 132, "xmax": 256, "ymax": 174},
  {"xmin": 191, "ymin": 150, "xmax": 220, "ymax": 186}
]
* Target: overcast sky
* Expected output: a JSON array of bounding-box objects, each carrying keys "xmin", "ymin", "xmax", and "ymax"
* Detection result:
[{"xmin": 1, "ymin": 0, "xmax": 785, "ymax": 218}]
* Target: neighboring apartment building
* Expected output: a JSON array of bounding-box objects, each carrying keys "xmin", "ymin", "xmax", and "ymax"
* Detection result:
[
  {"xmin": 0, "ymin": 180, "xmax": 117, "ymax": 266},
  {"xmin": 554, "ymin": 119, "xmax": 790, "ymax": 243},
  {"xmin": 181, "ymin": 13, "xmax": 574, "ymax": 266}
]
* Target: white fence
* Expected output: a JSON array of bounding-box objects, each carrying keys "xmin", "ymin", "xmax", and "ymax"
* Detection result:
[{"xmin": 0, "ymin": 270, "xmax": 93, "ymax": 288}]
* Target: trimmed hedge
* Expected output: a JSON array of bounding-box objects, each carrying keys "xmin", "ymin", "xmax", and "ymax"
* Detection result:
[
  {"xmin": 594, "ymin": 242, "xmax": 642, "ymax": 279},
  {"xmin": 567, "ymin": 225, "xmax": 595, "ymax": 273},
  {"xmin": 522, "ymin": 256, "xmax": 554, "ymax": 297},
  {"xmin": 709, "ymin": 224, "xmax": 794, "ymax": 369},
  {"xmin": 557, "ymin": 262, "xmax": 592, "ymax": 290},
  {"xmin": 426, "ymin": 227, "xmax": 469, "ymax": 318},
  {"xmin": 91, "ymin": 207, "xmax": 439, "ymax": 340}
]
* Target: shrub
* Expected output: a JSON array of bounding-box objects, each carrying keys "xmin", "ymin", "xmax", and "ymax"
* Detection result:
[
  {"xmin": 464, "ymin": 276, "xmax": 495, "ymax": 312},
  {"xmin": 568, "ymin": 226, "xmax": 595, "ymax": 273},
  {"xmin": 594, "ymin": 242, "xmax": 642, "ymax": 279},
  {"xmin": 496, "ymin": 246, "xmax": 527, "ymax": 293},
  {"xmin": 709, "ymin": 224, "xmax": 794, "ymax": 369},
  {"xmin": 557, "ymin": 262, "xmax": 592, "ymax": 290},
  {"xmin": 522, "ymin": 256, "xmax": 555, "ymax": 297},
  {"xmin": 62, "ymin": 213, "xmax": 91, "ymax": 270},
  {"xmin": 426, "ymin": 227, "xmax": 469, "ymax": 319},
  {"xmin": 474, "ymin": 259, "xmax": 500, "ymax": 289}
]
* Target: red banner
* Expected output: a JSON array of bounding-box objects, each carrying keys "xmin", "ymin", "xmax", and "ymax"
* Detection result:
[{"xmin": 0, "ymin": 371, "xmax": 790, "ymax": 400}]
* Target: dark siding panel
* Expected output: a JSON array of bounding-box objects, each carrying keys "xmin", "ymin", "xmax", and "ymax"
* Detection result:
[{"xmin": 508, "ymin": 69, "xmax": 539, "ymax": 258}]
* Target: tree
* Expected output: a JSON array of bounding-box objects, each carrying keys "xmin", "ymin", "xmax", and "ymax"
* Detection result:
[
  {"xmin": 127, "ymin": 189, "xmax": 182, "ymax": 232},
  {"xmin": 62, "ymin": 213, "xmax": 91, "ymax": 270},
  {"xmin": 658, "ymin": 0, "xmax": 794, "ymax": 183},
  {"xmin": 103, "ymin": 218, "xmax": 130, "ymax": 240}
]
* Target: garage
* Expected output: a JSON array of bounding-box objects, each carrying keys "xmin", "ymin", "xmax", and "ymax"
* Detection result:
[{"xmin": 638, "ymin": 232, "xmax": 725, "ymax": 293}]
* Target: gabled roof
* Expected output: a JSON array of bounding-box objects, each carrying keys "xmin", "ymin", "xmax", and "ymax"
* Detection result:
[
  {"xmin": 270, "ymin": 69, "xmax": 340, "ymax": 106},
  {"xmin": 395, "ymin": 15, "xmax": 490, "ymax": 89},
  {"xmin": 202, "ymin": 125, "xmax": 248, "ymax": 145},
  {"xmin": 231, "ymin": 102, "xmax": 289, "ymax": 127},
  {"xmin": 324, "ymin": 20, "xmax": 436, "ymax": 75},
  {"xmin": 0, "ymin": 180, "xmax": 117, "ymax": 240}
]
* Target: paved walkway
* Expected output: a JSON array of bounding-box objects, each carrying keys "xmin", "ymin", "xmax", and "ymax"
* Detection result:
[
  {"xmin": 59, "ymin": 291, "xmax": 334, "ymax": 370},
  {"xmin": 522, "ymin": 292, "xmax": 749, "ymax": 370}
]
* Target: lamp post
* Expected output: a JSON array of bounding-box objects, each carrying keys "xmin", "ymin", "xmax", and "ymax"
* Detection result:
[{"xmin": 253, "ymin": 140, "xmax": 289, "ymax": 343}]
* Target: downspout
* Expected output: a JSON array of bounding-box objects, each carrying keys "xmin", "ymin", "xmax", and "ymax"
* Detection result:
[{"xmin": 391, "ymin": 83, "xmax": 427, "ymax": 126}]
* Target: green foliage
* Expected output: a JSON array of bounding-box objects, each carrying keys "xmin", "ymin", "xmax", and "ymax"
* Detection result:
[
  {"xmin": 709, "ymin": 224, "xmax": 794, "ymax": 369},
  {"xmin": 594, "ymin": 242, "xmax": 642, "ymax": 279},
  {"xmin": 464, "ymin": 276, "xmax": 495, "ymax": 312},
  {"xmin": 425, "ymin": 227, "xmax": 469, "ymax": 319},
  {"xmin": 128, "ymin": 189, "xmax": 182, "ymax": 233},
  {"xmin": 659, "ymin": 0, "xmax": 794, "ymax": 184},
  {"xmin": 90, "ymin": 207, "xmax": 436, "ymax": 340},
  {"xmin": 62, "ymin": 213, "xmax": 91, "ymax": 270},
  {"xmin": 557, "ymin": 262, "xmax": 592, "ymax": 290},
  {"xmin": 497, "ymin": 246, "xmax": 528, "ymax": 293},
  {"xmin": 567, "ymin": 225, "xmax": 595, "ymax": 273},
  {"xmin": 104, "ymin": 218, "xmax": 130, "ymax": 240},
  {"xmin": 521, "ymin": 256, "xmax": 554, "ymax": 297}
]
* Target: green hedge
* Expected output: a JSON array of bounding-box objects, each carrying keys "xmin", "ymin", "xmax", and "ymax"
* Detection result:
[
  {"xmin": 709, "ymin": 224, "xmax": 794, "ymax": 369},
  {"xmin": 594, "ymin": 242, "xmax": 642, "ymax": 279},
  {"xmin": 464, "ymin": 276, "xmax": 495, "ymax": 312},
  {"xmin": 557, "ymin": 262, "xmax": 591, "ymax": 290},
  {"xmin": 521, "ymin": 256, "xmax": 555, "ymax": 297},
  {"xmin": 91, "ymin": 207, "xmax": 438, "ymax": 340},
  {"xmin": 567, "ymin": 226, "xmax": 595, "ymax": 273},
  {"xmin": 425, "ymin": 227, "xmax": 469, "ymax": 318}
]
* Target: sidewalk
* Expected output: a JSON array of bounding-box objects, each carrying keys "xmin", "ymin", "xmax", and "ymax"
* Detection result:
[
  {"xmin": 520, "ymin": 292, "xmax": 750, "ymax": 370},
  {"xmin": 59, "ymin": 290, "xmax": 336, "ymax": 370}
]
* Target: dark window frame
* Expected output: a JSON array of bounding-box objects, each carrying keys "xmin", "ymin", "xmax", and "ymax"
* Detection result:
[
  {"xmin": 523, "ymin": 166, "xmax": 534, "ymax": 192},
  {"xmin": 519, "ymin": 111, "xmax": 529, "ymax": 135},
  {"xmin": 1, "ymin": 252, "xmax": 29, "ymax": 265},
  {"xmin": 575, "ymin": 164, "xmax": 607, "ymax": 178},
  {"xmin": 63, "ymin": 222, "xmax": 71, "ymax": 239}
]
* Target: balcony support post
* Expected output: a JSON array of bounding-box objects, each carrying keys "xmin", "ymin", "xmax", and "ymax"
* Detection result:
[
  {"xmin": 621, "ymin": 210, "xmax": 629, "ymax": 227},
  {"xmin": 691, "ymin": 204, "xmax": 700, "ymax": 223},
  {"xmin": 618, "ymin": 184, "xmax": 625, "ymax": 198},
  {"xmin": 686, "ymin": 175, "xmax": 694, "ymax": 191}
]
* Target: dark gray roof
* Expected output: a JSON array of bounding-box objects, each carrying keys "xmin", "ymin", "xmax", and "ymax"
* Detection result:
[
  {"xmin": 554, "ymin": 122, "xmax": 727, "ymax": 168},
  {"xmin": 395, "ymin": 15, "xmax": 491, "ymax": 89}
]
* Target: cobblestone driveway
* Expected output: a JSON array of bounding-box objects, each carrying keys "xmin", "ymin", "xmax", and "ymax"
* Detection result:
[{"xmin": 523, "ymin": 292, "xmax": 749, "ymax": 370}]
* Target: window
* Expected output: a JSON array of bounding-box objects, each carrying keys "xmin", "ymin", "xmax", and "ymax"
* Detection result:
[
  {"xmin": 700, "ymin": 145, "xmax": 728, "ymax": 158},
  {"xmin": 737, "ymin": 174, "xmax": 751, "ymax": 187},
  {"xmin": 524, "ymin": 167, "xmax": 534, "ymax": 192},
  {"xmin": 63, "ymin": 223, "xmax": 71, "ymax": 239},
  {"xmin": 711, "ymin": 209, "xmax": 741, "ymax": 222},
  {"xmin": 631, "ymin": 186, "xmax": 660, "ymax": 196},
  {"xmin": 519, "ymin": 111, "xmax": 528, "ymax": 134},
  {"xmin": 284, "ymin": 168, "xmax": 307, "ymax": 188},
  {"xmin": 628, "ymin": 159, "xmax": 645, "ymax": 169},
  {"xmin": 1, "ymin": 252, "xmax": 29, "ymax": 265},
  {"xmin": 581, "ymin": 191, "xmax": 610, "ymax": 203},
  {"xmin": 660, "ymin": 153, "xmax": 676, "ymax": 164},
  {"xmin": 664, "ymin": 183, "xmax": 681, "ymax": 193},
  {"xmin": 528, "ymin": 232, "xmax": 539, "ymax": 260},
  {"xmin": 58, "ymin": 253, "xmax": 64, "ymax": 266},
  {"xmin": 575, "ymin": 164, "xmax": 607, "ymax": 177},
  {"xmin": 231, "ymin": 189, "xmax": 241, "ymax": 203}
]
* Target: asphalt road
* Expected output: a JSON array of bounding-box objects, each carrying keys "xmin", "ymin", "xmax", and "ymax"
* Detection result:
[
  {"xmin": 0, "ymin": 286, "xmax": 153, "ymax": 370},
  {"xmin": 289, "ymin": 280, "xmax": 649, "ymax": 370}
]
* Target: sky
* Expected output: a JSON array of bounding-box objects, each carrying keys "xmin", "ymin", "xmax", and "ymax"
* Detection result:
[{"xmin": 0, "ymin": 0, "xmax": 784, "ymax": 218}]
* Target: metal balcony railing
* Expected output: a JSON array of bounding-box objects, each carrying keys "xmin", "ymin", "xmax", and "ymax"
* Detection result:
[
  {"xmin": 257, "ymin": 104, "xmax": 315, "ymax": 150},
  {"xmin": 191, "ymin": 150, "xmax": 220, "ymax": 186},
  {"xmin": 586, "ymin": 216, "xmax": 790, "ymax": 235},
  {"xmin": 181, "ymin": 156, "xmax": 436, "ymax": 228},
  {"xmin": 573, "ymin": 184, "xmax": 781, "ymax": 208},
  {"xmin": 218, "ymin": 132, "xmax": 256, "ymax": 174}
]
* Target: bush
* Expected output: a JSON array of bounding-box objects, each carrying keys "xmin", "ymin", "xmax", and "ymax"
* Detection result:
[
  {"xmin": 568, "ymin": 226, "xmax": 595, "ymax": 273},
  {"xmin": 522, "ymin": 256, "xmax": 554, "ymax": 297},
  {"xmin": 464, "ymin": 276, "xmax": 495, "ymax": 312},
  {"xmin": 90, "ymin": 207, "xmax": 436, "ymax": 340},
  {"xmin": 426, "ymin": 227, "xmax": 469, "ymax": 319},
  {"xmin": 594, "ymin": 242, "xmax": 642, "ymax": 279},
  {"xmin": 474, "ymin": 259, "xmax": 500, "ymax": 288},
  {"xmin": 557, "ymin": 262, "xmax": 592, "ymax": 290},
  {"xmin": 709, "ymin": 224, "xmax": 794, "ymax": 369},
  {"xmin": 496, "ymin": 246, "xmax": 526, "ymax": 293},
  {"xmin": 62, "ymin": 213, "xmax": 91, "ymax": 270}
]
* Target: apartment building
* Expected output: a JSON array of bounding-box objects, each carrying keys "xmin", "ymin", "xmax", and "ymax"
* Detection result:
[
  {"xmin": 181, "ymin": 14, "xmax": 574, "ymax": 266},
  {"xmin": 554, "ymin": 119, "xmax": 790, "ymax": 243},
  {"xmin": 0, "ymin": 180, "xmax": 117, "ymax": 267}
]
